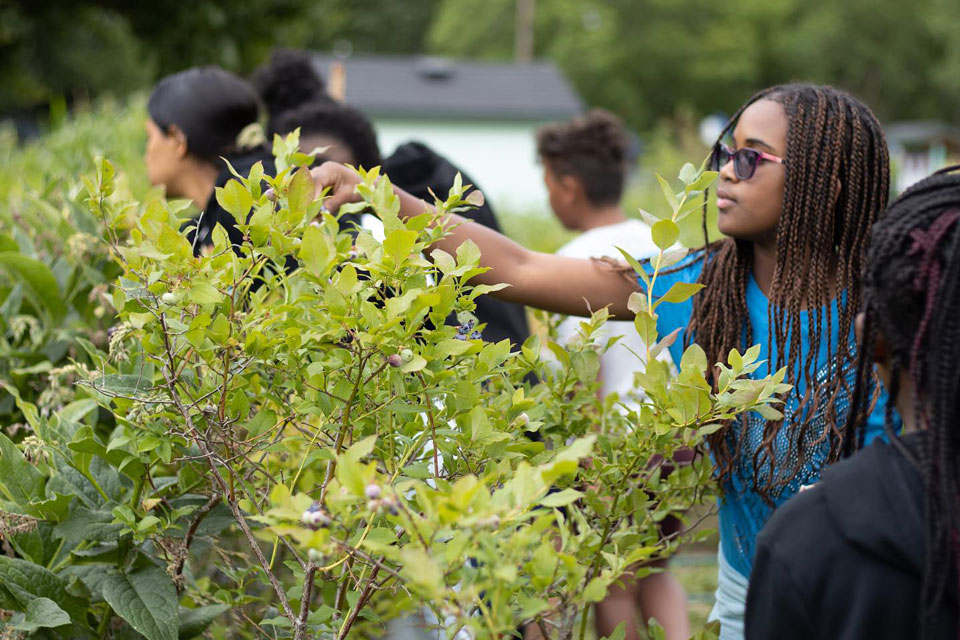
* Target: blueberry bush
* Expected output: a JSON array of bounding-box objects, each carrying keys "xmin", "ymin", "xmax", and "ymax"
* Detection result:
[{"xmin": 0, "ymin": 127, "xmax": 787, "ymax": 639}]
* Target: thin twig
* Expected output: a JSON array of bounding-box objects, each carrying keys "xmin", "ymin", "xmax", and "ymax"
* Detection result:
[{"xmin": 174, "ymin": 492, "xmax": 221, "ymax": 592}]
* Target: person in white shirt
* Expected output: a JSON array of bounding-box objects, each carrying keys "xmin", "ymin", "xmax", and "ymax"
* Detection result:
[{"xmin": 536, "ymin": 109, "xmax": 689, "ymax": 640}]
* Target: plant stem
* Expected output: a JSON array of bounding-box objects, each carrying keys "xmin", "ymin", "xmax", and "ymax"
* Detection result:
[
  {"xmin": 337, "ymin": 563, "xmax": 380, "ymax": 640},
  {"xmin": 293, "ymin": 562, "xmax": 318, "ymax": 640}
]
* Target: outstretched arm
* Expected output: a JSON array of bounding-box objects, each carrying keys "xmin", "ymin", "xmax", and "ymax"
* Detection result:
[{"xmin": 311, "ymin": 162, "xmax": 640, "ymax": 319}]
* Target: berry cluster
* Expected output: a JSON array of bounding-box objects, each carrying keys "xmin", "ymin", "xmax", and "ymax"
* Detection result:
[
  {"xmin": 454, "ymin": 319, "xmax": 482, "ymax": 341},
  {"xmin": 300, "ymin": 501, "xmax": 332, "ymax": 529},
  {"xmin": 365, "ymin": 483, "xmax": 399, "ymax": 515}
]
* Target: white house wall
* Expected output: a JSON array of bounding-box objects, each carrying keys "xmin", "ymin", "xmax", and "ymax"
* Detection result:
[{"xmin": 374, "ymin": 118, "xmax": 551, "ymax": 216}]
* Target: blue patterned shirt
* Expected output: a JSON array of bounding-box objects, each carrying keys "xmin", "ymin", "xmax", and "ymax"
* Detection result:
[{"xmin": 644, "ymin": 254, "xmax": 891, "ymax": 577}]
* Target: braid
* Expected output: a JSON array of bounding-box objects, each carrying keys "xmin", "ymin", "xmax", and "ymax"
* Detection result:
[
  {"xmin": 686, "ymin": 84, "xmax": 890, "ymax": 501},
  {"xmin": 846, "ymin": 166, "xmax": 960, "ymax": 637}
]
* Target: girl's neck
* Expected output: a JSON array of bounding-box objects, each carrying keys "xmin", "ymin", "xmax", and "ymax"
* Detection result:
[
  {"xmin": 751, "ymin": 241, "xmax": 778, "ymax": 296},
  {"xmin": 174, "ymin": 161, "xmax": 219, "ymax": 210}
]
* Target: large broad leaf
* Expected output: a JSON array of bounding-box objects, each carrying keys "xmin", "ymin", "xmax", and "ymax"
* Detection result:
[
  {"xmin": 102, "ymin": 567, "xmax": 178, "ymax": 640},
  {"xmin": 0, "ymin": 431, "xmax": 45, "ymax": 504},
  {"xmin": 54, "ymin": 506, "xmax": 124, "ymax": 545},
  {"xmin": 0, "ymin": 251, "xmax": 66, "ymax": 321},
  {"xmin": 179, "ymin": 604, "xmax": 230, "ymax": 639},
  {"xmin": 9, "ymin": 596, "xmax": 70, "ymax": 631},
  {"xmin": 0, "ymin": 556, "xmax": 87, "ymax": 623}
]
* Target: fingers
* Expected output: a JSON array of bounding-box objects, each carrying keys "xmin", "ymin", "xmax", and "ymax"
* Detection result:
[{"xmin": 310, "ymin": 161, "xmax": 361, "ymax": 213}]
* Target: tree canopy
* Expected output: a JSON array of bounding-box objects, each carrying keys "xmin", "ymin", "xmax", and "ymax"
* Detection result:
[{"xmin": 3, "ymin": 0, "xmax": 959, "ymax": 130}]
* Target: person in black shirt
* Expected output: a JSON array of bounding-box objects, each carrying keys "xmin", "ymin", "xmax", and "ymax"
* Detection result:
[
  {"xmin": 145, "ymin": 66, "xmax": 274, "ymax": 256},
  {"xmin": 746, "ymin": 166, "xmax": 960, "ymax": 639},
  {"xmin": 252, "ymin": 51, "xmax": 531, "ymax": 349}
]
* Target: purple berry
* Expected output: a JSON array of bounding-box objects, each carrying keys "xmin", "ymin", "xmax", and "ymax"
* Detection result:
[
  {"xmin": 387, "ymin": 354, "xmax": 403, "ymax": 368},
  {"xmin": 454, "ymin": 334, "xmax": 467, "ymax": 341},
  {"xmin": 470, "ymin": 331, "xmax": 482, "ymax": 340},
  {"xmin": 365, "ymin": 484, "xmax": 382, "ymax": 500}
]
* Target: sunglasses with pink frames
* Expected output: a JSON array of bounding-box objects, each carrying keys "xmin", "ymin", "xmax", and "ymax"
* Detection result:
[{"xmin": 710, "ymin": 142, "xmax": 785, "ymax": 180}]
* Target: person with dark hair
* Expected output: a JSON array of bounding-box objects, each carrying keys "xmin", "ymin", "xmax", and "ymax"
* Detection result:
[
  {"xmin": 272, "ymin": 100, "xmax": 383, "ymax": 170},
  {"xmin": 254, "ymin": 48, "xmax": 531, "ymax": 349},
  {"xmin": 309, "ymin": 83, "xmax": 895, "ymax": 640},
  {"xmin": 745, "ymin": 166, "xmax": 960, "ymax": 639},
  {"xmin": 382, "ymin": 142, "xmax": 531, "ymax": 348},
  {"xmin": 250, "ymin": 48, "xmax": 330, "ymax": 132},
  {"xmin": 537, "ymin": 109, "xmax": 687, "ymax": 640},
  {"xmin": 145, "ymin": 66, "xmax": 273, "ymax": 254}
]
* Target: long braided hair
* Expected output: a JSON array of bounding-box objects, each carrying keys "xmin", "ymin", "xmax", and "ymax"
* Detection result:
[
  {"xmin": 846, "ymin": 166, "xmax": 960, "ymax": 635},
  {"xmin": 688, "ymin": 84, "xmax": 890, "ymax": 501}
]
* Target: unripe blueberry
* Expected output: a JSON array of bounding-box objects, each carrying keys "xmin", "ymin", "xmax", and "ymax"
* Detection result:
[
  {"xmin": 515, "ymin": 412, "xmax": 530, "ymax": 426},
  {"xmin": 400, "ymin": 348, "xmax": 414, "ymax": 363},
  {"xmin": 365, "ymin": 483, "xmax": 382, "ymax": 500},
  {"xmin": 265, "ymin": 188, "xmax": 277, "ymax": 202},
  {"xmin": 161, "ymin": 292, "xmax": 177, "ymax": 305},
  {"xmin": 308, "ymin": 548, "xmax": 324, "ymax": 563},
  {"xmin": 301, "ymin": 504, "xmax": 331, "ymax": 528},
  {"xmin": 480, "ymin": 514, "xmax": 500, "ymax": 529},
  {"xmin": 381, "ymin": 495, "xmax": 398, "ymax": 515},
  {"xmin": 387, "ymin": 354, "xmax": 403, "ymax": 368},
  {"xmin": 367, "ymin": 499, "xmax": 381, "ymax": 512}
]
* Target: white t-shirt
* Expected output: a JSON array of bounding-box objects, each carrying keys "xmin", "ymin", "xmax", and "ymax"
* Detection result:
[{"xmin": 554, "ymin": 219, "xmax": 669, "ymax": 408}]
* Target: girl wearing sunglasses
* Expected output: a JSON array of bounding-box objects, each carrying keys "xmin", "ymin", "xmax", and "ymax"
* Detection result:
[{"xmin": 310, "ymin": 83, "xmax": 893, "ymax": 640}]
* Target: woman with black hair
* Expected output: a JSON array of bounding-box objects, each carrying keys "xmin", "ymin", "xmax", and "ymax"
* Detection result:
[
  {"xmin": 746, "ymin": 166, "xmax": 960, "ymax": 639},
  {"xmin": 145, "ymin": 65, "xmax": 273, "ymax": 254},
  {"xmin": 251, "ymin": 50, "xmax": 532, "ymax": 349}
]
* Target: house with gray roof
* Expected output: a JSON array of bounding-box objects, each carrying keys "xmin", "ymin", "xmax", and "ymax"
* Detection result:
[
  {"xmin": 311, "ymin": 54, "xmax": 585, "ymax": 213},
  {"xmin": 886, "ymin": 120, "xmax": 960, "ymax": 193}
]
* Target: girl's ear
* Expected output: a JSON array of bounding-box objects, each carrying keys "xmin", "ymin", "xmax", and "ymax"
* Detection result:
[
  {"xmin": 166, "ymin": 124, "xmax": 189, "ymax": 159},
  {"xmin": 559, "ymin": 174, "xmax": 584, "ymax": 203}
]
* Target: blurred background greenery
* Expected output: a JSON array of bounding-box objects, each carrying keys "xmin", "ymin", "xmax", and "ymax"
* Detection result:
[{"xmin": 4, "ymin": 0, "xmax": 960, "ymax": 131}]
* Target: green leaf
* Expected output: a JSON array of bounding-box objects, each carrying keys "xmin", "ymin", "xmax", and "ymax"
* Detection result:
[
  {"xmin": 678, "ymin": 163, "xmax": 699, "ymax": 185},
  {"xmin": 383, "ymin": 229, "xmax": 418, "ymax": 265},
  {"xmin": 651, "ymin": 219, "xmax": 679, "ymax": 250},
  {"xmin": 54, "ymin": 506, "xmax": 124, "ymax": 545},
  {"xmin": 571, "ymin": 349, "xmax": 600, "ymax": 383},
  {"xmin": 102, "ymin": 567, "xmax": 178, "ymax": 640},
  {"xmin": 430, "ymin": 248, "xmax": 456, "ymax": 274},
  {"xmin": 92, "ymin": 374, "xmax": 153, "ymax": 399},
  {"xmin": 187, "ymin": 283, "xmax": 223, "ymax": 305},
  {"xmin": 9, "ymin": 596, "xmax": 70, "ymax": 631},
  {"xmin": 539, "ymin": 489, "xmax": 583, "ymax": 508},
  {"xmin": 583, "ymin": 577, "xmax": 608, "ymax": 603},
  {"xmin": 679, "ymin": 344, "xmax": 708, "ymax": 374},
  {"xmin": 603, "ymin": 621, "xmax": 628, "ymax": 640},
  {"xmin": 287, "ymin": 166, "xmax": 315, "ymax": 217},
  {"xmin": 656, "ymin": 174, "xmax": 679, "ymax": 212},
  {"xmin": 179, "ymin": 604, "xmax": 230, "ymax": 639},
  {"xmin": 0, "ymin": 556, "xmax": 87, "ymax": 623},
  {"xmin": 299, "ymin": 225, "xmax": 334, "ymax": 276},
  {"xmin": 0, "ymin": 432, "xmax": 45, "ymax": 504},
  {"xmin": 657, "ymin": 282, "xmax": 705, "ymax": 305},
  {"xmin": 215, "ymin": 180, "xmax": 254, "ymax": 220},
  {"xmin": 345, "ymin": 434, "xmax": 377, "ymax": 460},
  {"xmin": 455, "ymin": 239, "xmax": 482, "ymax": 267},
  {"xmin": 0, "ymin": 252, "xmax": 66, "ymax": 321}
]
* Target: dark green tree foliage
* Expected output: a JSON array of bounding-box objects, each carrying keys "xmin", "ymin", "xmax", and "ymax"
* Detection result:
[{"xmin": 427, "ymin": 0, "xmax": 960, "ymax": 129}]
